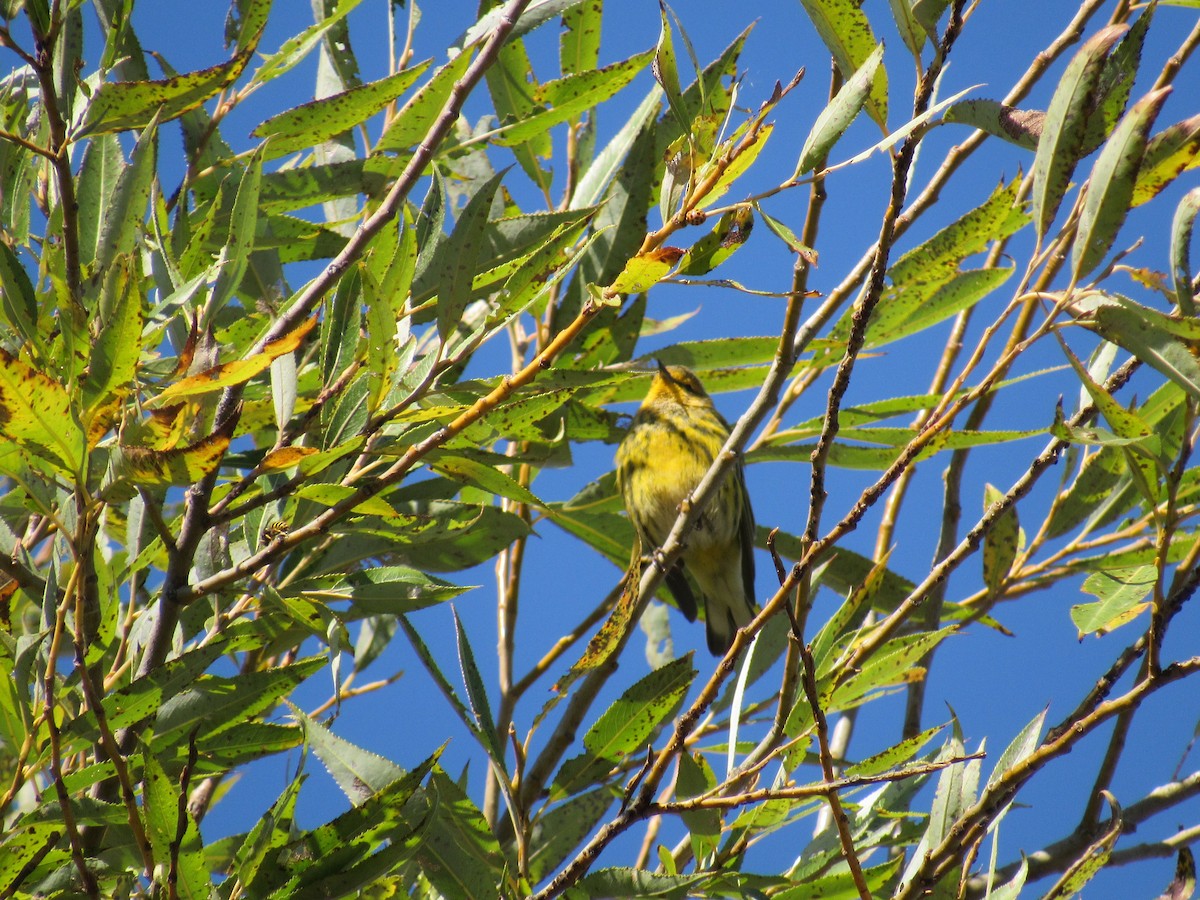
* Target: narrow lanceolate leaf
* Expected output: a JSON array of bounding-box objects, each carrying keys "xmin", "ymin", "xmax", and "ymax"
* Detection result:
[
  {"xmin": 583, "ymin": 654, "xmax": 695, "ymax": 759},
  {"xmin": 1082, "ymin": 2, "xmax": 1153, "ymax": 154},
  {"xmin": 0, "ymin": 243, "xmax": 40, "ymax": 352},
  {"xmin": 987, "ymin": 709, "xmax": 1047, "ymax": 789},
  {"xmin": 1084, "ymin": 297, "xmax": 1200, "ymax": 401},
  {"xmin": 75, "ymin": 133, "xmax": 124, "ymax": 269},
  {"xmin": 1132, "ymin": 115, "xmax": 1200, "ymax": 207},
  {"xmin": 115, "ymin": 408, "xmax": 238, "ymax": 487},
  {"xmin": 560, "ymin": 0, "xmax": 602, "ymax": 77},
  {"xmin": 888, "ymin": 0, "xmax": 926, "ymax": 60},
  {"xmin": 492, "ymin": 49, "xmax": 655, "ymax": 148},
  {"xmin": 912, "ymin": 0, "xmax": 951, "ymax": 38},
  {"xmin": 452, "ymin": 607, "xmax": 504, "ymax": 764},
  {"xmin": 487, "ymin": 36, "xmax": 550, "ymax": 189},
  {"xmin": 1031, "ymin": 24, "xmax": 1128, "ymax": 240},
  {"xmin": 889, "ymin": 177, "xmax": 1027, "ymax": 289},
  {"xmin": 1073, "ymin": 87, "xmax": 1171, "ymax": 280},
  {"xmin": 376, "ymin": 48, "xmax": 475, "ymax": 151},
  {"xmin": 982, "ymin": 483, "xmax": 1020, "ymax": 593},
  {"xmin": 250, "ymin": 0, "xmax": 365, "ymax": 87},
  {"xmin": 795, "ymin": 42, "xmax": 883, "ymax": 177},
  {"xmin": 552, "ymin": 654, "xmax": 696, "ymax": 798},
  {"xmin": 677, "ymin": 207, "xmax": 755, "ymax": 275},
  {"xmin": 293, "ymin": 705, "xmax": 409, "ymax": 803},
  {"xmin": 798, "ymin": 0, "xmax": 888, "ymax": 127},
  {"xmin": 95, "ymin": 114, "xmax": 157, "ymax": 275},
  {"xmin": 206, "ymin": 146, "xmax": 267, "ymax": 320},
  {"xmin": 866, "ymin": 267, "xmax": 1013, "ymax": 349},
  {"xmin": 147, "ymin": 316, "xmax": 317, "ymax": 406},
  {"xmin": 653, "ymin": 1, "xmax": 688, "ymax": 133},
  {"xmin": 83, "ymin": 258, "xmax": 144, "ymax": 418},
  {"xmin": 943, "ymin": 99, "xmax": 1044, "ymax": 150},
  {"xmin": 845, "ymin": 723, "xmax": 945, "ymax": 777},
  {"xmin": 436, "ymin": 171, "xmax": 506, "ymax": 341},
  {"xmin": 152, "ymin": 656, "xmax": 326, "ymax": 745},
  {"xmin": 252, "ymin": 63, "xmax": 428, "ymax": 159},
  {"xmin": 78, "ymin": 45, "xmax": 256, "ymax": 136},
  {"xmin": 570, "ymin": 86, "xmax": 661, "ymax": 210},
  {"xmin": 143, "ymin": 748, "xmax": 208, "ymax": 898},
  {"xmin": 1170, "ymin": 186, "xmax": 1200, "ymax": 316}
]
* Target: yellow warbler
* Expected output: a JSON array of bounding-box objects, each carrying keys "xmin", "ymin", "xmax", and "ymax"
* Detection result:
[{"xmin": 615, "ymin": 363, "xmax": 756, "ymax": 654}]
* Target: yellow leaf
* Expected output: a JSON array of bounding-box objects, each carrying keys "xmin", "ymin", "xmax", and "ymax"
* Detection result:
[
  {"xmin": 118, "ymin": 410, "xmax": 238, "ymax": 486},
  {"xmin": 148, "ymin": 317, "xmax": 318, "ymax": 407},
  {"xmin": 261, "ymin": 446, "xmax": 320, "ymax": 470}
]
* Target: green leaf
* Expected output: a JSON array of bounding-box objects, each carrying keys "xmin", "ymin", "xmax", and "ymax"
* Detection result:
[
  {"xmin": 889, "ymin": 177, "xmax": 1028, "ymax": 290},
  {"xmin": 829, "ymin": 629, "xmax": 952, "ymax": 712},
  {"xmin": 0, "ymin": 349, "xmax": 83, "ymax": 476},
  {"xmin": 95, "ymin": 113, "xmax": 157, "ymax": 276},
  {"xmin": 298, "ymin": 565, "xmax": 469, "ymax": 616},
  {"xmin": 205, "ymin": 145, "xmax": 267, "ymax": 322},
  {"xmin": 676, "ymin": 207, "xmax": 755, "ymax": 276},
  {"xmin": 1085, "ymin": 296, "xmax": 1200, "ymax": 401},
  {"xmin": 982, "ymin": 483, "xmax": 1020, "ymax": 593},
  {"xmin": 987, "ymin": 708, "xmax": 1046, "ymax": 789},
  {"xmin": 553, "ymin": 654, "xmax": 696, "ymax": 798},
  {"xmin": 416, "ymin": 768, "xmax": 510, "ymax": 900},
  {"xmin": 795, "ymin": 42, "xmax": 883, "ymax": 176},
  {"xmin": 1132, "ymin": 115, "xmax": 1200, "ymax": 207},
  {"xmin": 436, "ymin": 170, "xmax": 506, "ymax": 341},
  {"xmin": 653, "ymin": 1, "xmax": 688, "ymax": 134},
  {"xmin": 866, "ymin": 267, "xmax": 1013, "ymax": 349},
  {"xmin": 250, "ymin": 0, "xmax": 365, "ymax": 87},
  {"xmin": 494, "ymin": 49, "xmax": 655, "ymax": 149},
  {"xmin": 233, "ymin": 771, "xmax": 305, "ymax": 891},
  {"xmin": 677, "ymin": 751, "xmax": 721, "ymax": 860},
  {"xmin": 452, "ymin": 607, "xmax": 504, "ymax": 765},
  {"xmin": 152, "ymin": 656, "xmax": 325, "ymax": 745},
  {"xmin": 798, "ymin": 0, "xmax": 888, "ymax": 127},
  {"xmin": 570, "ymin": 85, "xmax": 661, "ymax": 211},
  {"xmin": 487, "ymin": 35, "xmax": 551, "ymax": 189},
  {"xmin": 83, "ymin": 257, "xmax": 144, "ymax": 416},
  {"xmin": 75, "ymin": 132, "xmax": 124, "ymax": 270},
  {"xmin": 1031, "ymin": 24, "xmax": 1128, "ymax": 240},
  {"xmin": 0, "ymin": 823, "xmax": 62, "ymax": 893},
  {"xmin": 1073, "ymin": 87, "xmax": 1170, "ymax": 279},
  {"xmin": 1171, "ymin": 186, "xmax": 1200, "ymax": 316},
  {"xmin": 252, "ymin": 63, "xmax": 428, "ymax": 159},
  {"xmin": 912, "ymin": 0, "xmax": 951, "ymax": 38},
  {"xmin": 143, "ymin": 746, "xmax": 208, "ymax": 898},
  {"xmin": 527, "ymin": 789, "xmax": 613, "ymax": 883},
  {"xmin": 294, "ymin": 705, "xmax": 409, "ymax": 803},
  {"xmin": 943, "ymin": 99, "xmax": 1043, "ymax": 150},
  {"xmin": 376, "ymin": 48, "xmax": 476, "ymax": 151},
  {"xmin": 427, "ymin": 453, "xmax": 545, "ymax": 508},
  {"xmin": 0, "ymin": 243, "xmax": 40, "ymax": 354},
  {"xmin": 1071, "ymin": 564, "xmax": 1156, "ymax": 636},
  {"xmin": 577, "ymin": 867, "xmax": 712, "ymax": 897},
  {"xmin": 79, "ymin": 47, "xmax": 254, "ymax": 136},
  {"xmin": 560, "ymin": 1, "xmax": 602, "ymax": 77},
  {"xmin": 845, "ymin": 723, "xmax": 945, "ymax": 777}
]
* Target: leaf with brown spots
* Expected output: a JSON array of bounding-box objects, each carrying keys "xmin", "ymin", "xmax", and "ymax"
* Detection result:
[{"xmin": 0, "ymin": 349, "xmax": 84, "ymax": 475}]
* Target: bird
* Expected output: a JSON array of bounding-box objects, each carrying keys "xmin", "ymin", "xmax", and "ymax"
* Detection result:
[{"xmin": 615, "ymin": 362, "xmax": 757, "ymax": 655}]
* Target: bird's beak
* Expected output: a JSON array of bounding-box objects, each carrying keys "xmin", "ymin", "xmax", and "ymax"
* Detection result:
[{"xmin": 655, "ymin": 359, "xmax": 673, "ymax": 383}]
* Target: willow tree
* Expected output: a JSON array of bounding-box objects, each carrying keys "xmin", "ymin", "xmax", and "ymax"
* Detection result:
[{"xmin": 0, "ymin": 0, "xmax": 1198, "ymax": 897}]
